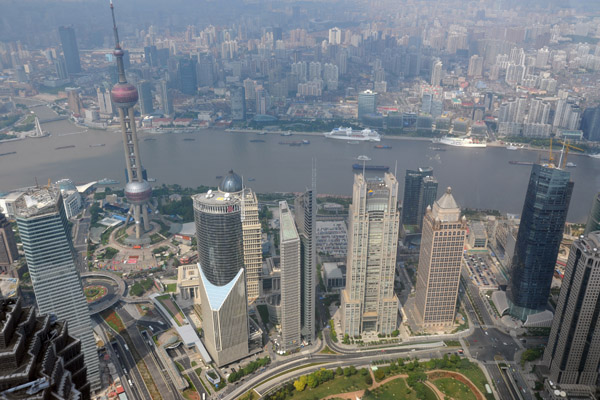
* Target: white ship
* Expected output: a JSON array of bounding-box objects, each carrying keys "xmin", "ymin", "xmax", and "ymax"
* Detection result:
[
  {"xmin": 589, "ymin": 153, "xmax": 600, "ymax": 159},
  {"xmin": 323, "ymin": 127, "xmax": 381, "ymax": 142},
  {"xmin": 506, "ymin": 144, "xmax": 519, "ymax": 150},
  {"xmin": 433, "ymin": 136, "xmax": 487, "ymax": 148}
]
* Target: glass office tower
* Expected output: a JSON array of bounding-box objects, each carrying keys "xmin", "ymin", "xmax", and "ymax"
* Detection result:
[{"xmin": 507, "ymin": 164, "xmax": 573, "ymax": 319}]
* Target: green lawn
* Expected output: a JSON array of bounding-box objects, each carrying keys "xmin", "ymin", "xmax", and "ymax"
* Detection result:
[
  {"xmin": 439, "ymin": 361, "xmax": 493, "ymax": 400},
  {"xmin": 364, "ymin": 378, "xmax": 436, "ymax": 400},
  {"xmin": 433, "ymin": 377, "xmax": 477, "ymax": 400},
  {"xmin": 165, "ymin": 283, "xmax": 177, "ymax": 292},
  {"xmin": 289, "ymin": 373, "xmax": 369, "ymax": 399}
]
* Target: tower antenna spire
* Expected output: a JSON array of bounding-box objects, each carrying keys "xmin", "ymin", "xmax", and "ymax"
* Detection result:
[
  {"xmin": 110, "ymin": 0, "xmax": 120, "ymax": 49},
  {"xmin": 109, "ymin": 0, "xmax": 127, "ymax": 83}
]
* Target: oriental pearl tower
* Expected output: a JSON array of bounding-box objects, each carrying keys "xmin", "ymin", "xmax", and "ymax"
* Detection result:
[{"xmin": 110, "ymin": 1, "xmax": 152, "ymax": 240}]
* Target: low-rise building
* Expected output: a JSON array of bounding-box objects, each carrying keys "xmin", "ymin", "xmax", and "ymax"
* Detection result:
[
  {"xmin": 177, "ymin": 264, "xmax": 201, "ymax": 304},
  {"xmin": 322, "ymin": 262, "xmax": 346, "ymax": 292}
]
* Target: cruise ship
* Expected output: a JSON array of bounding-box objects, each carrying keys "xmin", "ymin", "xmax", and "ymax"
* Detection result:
[
  {"xmin": 433, "ymin": 136, "xmax": 487, "ymax": 148},
  {"xmin": 324, "ymin": 127, "xmax": 381, "ymax": 142}
]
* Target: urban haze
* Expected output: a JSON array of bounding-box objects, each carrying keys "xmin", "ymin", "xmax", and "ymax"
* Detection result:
[{"xmin": 0, "ymin": 1, "xmax": 599, "ymax": 400}]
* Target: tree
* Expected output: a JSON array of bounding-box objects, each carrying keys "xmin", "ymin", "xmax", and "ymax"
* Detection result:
[
  {"xmin": 294, "ymin": 376, "xmax": 307, "ymax": 392},
  {"xmin": 336, "ymin": 366, "xmax": 343, "ymax": 376},
  {"xmin": 407, "ymin": 371, "xmax": 427, "ymax": 388},
  {"xmin": 364, "ymin": 374, "xmax": 373, "ymax": 385},
  {"xmin": 343, "ymin": 333, "xmax": 350, "ymax": 344},
  {"xmin": 374, "ymin": 369, "xmax": 385, "ymax": 381},
  {"xmin": 343, "ymin": 367, "xmax": 352, "ymax": 377},
  {"xmin": 391, "ymin": 329, "xmax": 400, "ymax": 337},
  {"xmin": 307, "ymin": 374, "xmax": 318, "ymax": 389}
]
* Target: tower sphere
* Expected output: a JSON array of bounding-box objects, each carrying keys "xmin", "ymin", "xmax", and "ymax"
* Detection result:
[
  {"xmin": 111, "ymin": 83, "xmax": 138, "ymax": 108},
  {"xmin": 125, "ymin": 180, "xmax": 152, "ymax": 205}
]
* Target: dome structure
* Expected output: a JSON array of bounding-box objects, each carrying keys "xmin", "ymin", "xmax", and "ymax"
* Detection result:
[
  {"xmin": 125, "ymin": 180, "xmax": 152, "ymax": 204},
  {"xmin": 219, "ymin": 170, "xmax": 243, "ymax": 193},
  {"xmin": 55, "ymin": 178, "xmax": 76, "ymax": 193},
  {"xmin": 111, "ymin": 83, "xmax": 138, "ymax": 108}
]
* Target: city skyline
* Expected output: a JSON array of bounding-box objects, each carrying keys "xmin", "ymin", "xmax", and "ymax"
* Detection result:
[{"xmin": 2, "ymin": 0, "xmax": 600, "ymax": 399}]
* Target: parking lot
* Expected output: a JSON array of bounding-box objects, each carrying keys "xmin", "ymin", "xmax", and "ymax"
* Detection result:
[{"xmin": 463, "ymin": 253, "xmax": 500, "ymax": 291}]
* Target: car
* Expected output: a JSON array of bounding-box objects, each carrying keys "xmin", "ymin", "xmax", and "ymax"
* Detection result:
[{"xmin": 485, "ymin": 331, "xmax": 489, "ymax": 335}]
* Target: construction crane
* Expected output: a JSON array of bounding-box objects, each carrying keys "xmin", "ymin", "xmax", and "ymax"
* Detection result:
[{"xmin": 556, "ymin": 140, "xmax": 584, "ymax": 169}]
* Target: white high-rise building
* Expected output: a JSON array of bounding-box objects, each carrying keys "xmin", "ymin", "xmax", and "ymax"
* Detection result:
[
  {"xmin": 15, "ymin": 187, "xmax": 100, "ymax": 389},
  {"xmin": 242, "ymin": 187, "xmax": 262, "ymax": 304},
  {"xmin": 431, "ymin": 60, "xmax": 442, "ymax": 86},
  {"xmin": 340, "ymin": 173, "xmax": 400, "ymax": 337},
  {"xmin": 329, "ymin": 27, "xmax": 342, "ymax": 45},
  {"xmin": 279, "ymin": 201, "xmax": 301, "ymax": 351}
]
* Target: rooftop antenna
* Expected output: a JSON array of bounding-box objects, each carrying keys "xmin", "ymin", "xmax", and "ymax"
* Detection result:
[
  {"xmin": 34, "ymin": 177, "xmax": 39, "ymax": 188},
  {"xmin": 357, "ymin": 155, "xmax": 370, "ymax": 176},
  {"xmin": 394, "ymin": 159, "xmax": 398, "ymax": 179}
]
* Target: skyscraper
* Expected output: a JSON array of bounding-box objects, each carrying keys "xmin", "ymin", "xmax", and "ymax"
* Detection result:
[
  {"xmin": 341, "ymin": 173, "xmax": 400, "ymax": 337},
  {"xmin": 294, "ymin": 166, "xmax": 316, "ymax": 343},
  {"xmin": 279, "ymin": 201, "xmax": 301, "ymax": 351},
  {"xmin": 358, "ymin": 90, "xmax": 377, "ymax": 121},
  {"xmin": 241, "ymin": 183, "xmax": 261, "ymax": 304},
  {"xmin": 414, "ymin": 188, "xmax": 467, "ymax": 328},
  {"xmin": 507, "ymin": 164, "xmax": 573, "ymax": 319},
  {"xmin": 159, "ymin": 79, "xmax": 173, "ymax": 116},
  {"xmin": 97, "ymin": 87, "xmax": 113, "ymax": 117},
  {"xmin": 431, "ymin": 60, "xmax": 442, "ymax": 86},
  {"xmin": 110, "ymin": 2, "xmax": 152, "ymax": 240},
  {"xmin": 178, "ymin": 57, "xmax": 197, "ymax": 95},
  {"xmin": 66, "ymin": 87, "xmax": 83, "ymax": 116},
  {"xmin": 144, "ymin": 45, "xmax": 158, "ymax": 67},
  {"xmin": 584, "ymin": 192, "xmax": 600, "ymax": 235},
  {"xmin": 54, "ymin": 56, "xmax": 68, "ymax": 79},
  {"xmin": 418, "ymin": 176, "xmax": 439, "ymax": 230},
  {"xmin": 231, "ymin": 86, "xmax": 246, "ymax": 121},
  {"xmin": 58, "ymin": 26, "xmax": 81, "ymax": 74},
  {"xmin": 0, "ymin": 297, "xmax": 90, "ymax": 398},
  {"xmin": 0, "ymin": 212, "xmax": 18, "ymax": 271},
  {"xmin": 14, "ymin": 187, "xmax": 99, "ymax": 388},
  {"xmin": 401, "ymin": 167, "xmax": 436, "ymax": 227},
  {"xmin": 543, "ymin": 232, "xmax": 600, "ymax": 386},
  {"xmin": 138, "ymin": 80, "xmax": 154, "ymax": 115},
  {"xmin": 467, "ymin": 55, "xmax": 483, "ymax": 78},
  {"xmin": 193, "ymin": 171, "xmax": 249, "ymax": 366},
  {"xmin": 581, "ymin": 106, "xmax": 600, "ymax": 142},
  {"xmin": 328, "ymin": 27, "xmax": 342, "ymax": 45}
]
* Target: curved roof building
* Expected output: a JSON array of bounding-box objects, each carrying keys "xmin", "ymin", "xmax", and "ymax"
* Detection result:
[{"xmin": 192, "ymin": 171, "xmax": 250, "ymax": 366}]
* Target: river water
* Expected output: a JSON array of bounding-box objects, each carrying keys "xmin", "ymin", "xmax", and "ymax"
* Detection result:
[{"xmin": 0, "ymin": 104, "xmax": 598, "ymax": 222}]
